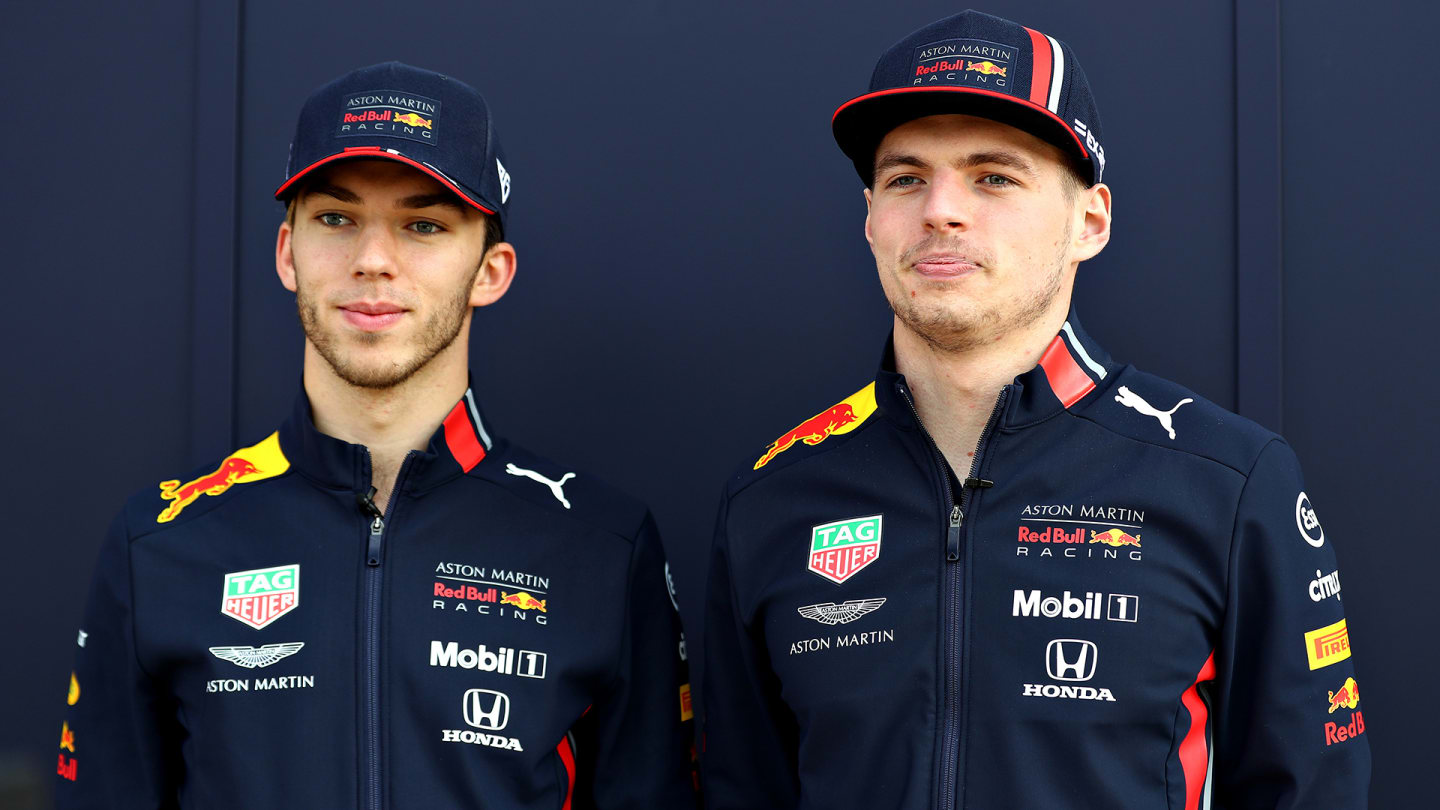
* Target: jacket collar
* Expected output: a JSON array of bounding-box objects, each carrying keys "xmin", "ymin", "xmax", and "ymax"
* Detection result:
[
  {"xmin": 875, "ymin": 306, "xmax": 1120, "ymax": 429},
  {"xmin": 278, "ymin": 379, "xmax": 497, "ymax": 493}
]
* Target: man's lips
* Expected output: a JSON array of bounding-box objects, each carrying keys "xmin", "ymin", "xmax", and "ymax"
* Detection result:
[
  {"xmin": 911, "ymin": 255, "xmax": 980, "ymax": 278},
  {"xmin": 339, "ymin": 302, "xmax": 407, "ymax": 331}
]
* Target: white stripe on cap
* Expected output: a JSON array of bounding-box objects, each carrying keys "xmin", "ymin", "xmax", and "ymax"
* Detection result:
[{"xmin": 1045, "ymin": 35, "xmax": 1065, "ymax": 113}]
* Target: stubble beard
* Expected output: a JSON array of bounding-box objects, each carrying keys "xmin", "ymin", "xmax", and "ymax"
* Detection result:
[
  {"xmin": 295, "ymin": 261, "xmax": 479, "ymax": 390},
  {"xmin": 885, "ymin": 227, "xmax": 1071, "ymax": 354}
]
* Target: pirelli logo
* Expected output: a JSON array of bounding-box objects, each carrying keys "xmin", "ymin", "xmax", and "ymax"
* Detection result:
[{"xmin": 1304, "ymin": 618, "xmax": 1352, "ymax": 670}]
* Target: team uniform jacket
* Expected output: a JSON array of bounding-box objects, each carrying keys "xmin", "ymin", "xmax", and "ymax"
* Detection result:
[
  {"xmin": 702, "ymin": 312, "xmax": 1370, "ymax": 809},
  {"xmin": 57, "ymin": 386, "xmax": 695, "ymax": 810}
]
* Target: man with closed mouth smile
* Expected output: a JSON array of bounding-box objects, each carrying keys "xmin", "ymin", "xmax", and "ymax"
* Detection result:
[
  {"xmin": 57, "ymin": 62, "xmax": 696, "ymax": 809},
  {"xmin": 701, "ymin": 9, "xmax": 1370, "ymax": 809}
]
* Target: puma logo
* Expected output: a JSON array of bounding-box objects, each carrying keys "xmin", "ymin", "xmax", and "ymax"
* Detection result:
[
  {"xmin": 505, "ymin": 463, "xmax": 575, "ymax": 509},
  {"xmin": 1114, "ymin": 386, "xmax": 1192, "ymax": 440}
]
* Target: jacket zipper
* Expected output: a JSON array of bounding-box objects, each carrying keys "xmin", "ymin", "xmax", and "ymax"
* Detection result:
[
  {"xmin": 897, "ymin": 382, "xmax": 1006, "ymax": 810},
  {"xmin": 357, "ymin": 452, "xmax": 417, "ymax": 810}
]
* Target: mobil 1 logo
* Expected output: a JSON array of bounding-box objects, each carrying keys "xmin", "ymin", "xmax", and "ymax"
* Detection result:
[{"xmin": 1012, "ymin": 589, "xmax": 1138, "ymax": 623}]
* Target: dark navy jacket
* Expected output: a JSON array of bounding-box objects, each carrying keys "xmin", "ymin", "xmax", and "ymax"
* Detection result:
[
  {"xmin": 57, "ymin": 387, "xmax": 695, "ymax": 809},
  {"xmin": 701, "ymin": 314, "xmax": 1370, "ymax": 809}
]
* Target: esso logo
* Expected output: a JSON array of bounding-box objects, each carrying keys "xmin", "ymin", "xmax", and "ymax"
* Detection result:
[{"xmin": 1296, "ymin": 492, "xmax": 1324, "ymax": 548}]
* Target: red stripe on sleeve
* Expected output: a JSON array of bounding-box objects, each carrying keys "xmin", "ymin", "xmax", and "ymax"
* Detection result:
[
  {"xmin": 441, "ymin": 400, "xmax": 485, "ymax": 472},
  {"xmin": 1179, "ymin": 652, "xmax": 1217, "ymax": 810},
  {"xmin": 1038, "ymin": 336, "xmax": 1096, "ymax": 408},
  {"xmin": 557, "ymin": 735, "xmax": 577, "ymax": 810},
  {"xmin": 1025, "ymin": 27, "xmax": 1052, "ymax": 107}
]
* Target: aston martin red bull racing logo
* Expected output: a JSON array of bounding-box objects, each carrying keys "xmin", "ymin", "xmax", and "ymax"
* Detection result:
[
  {"xmin": 1089, "ymin": 528, "xmax": 1141, "ymax": 548},
  {"xmin": 754, "ymin": 383, "xmax": 877, "ymax": 469},
  {"xmin": 155, "ymin": 432, "xmax": 289, "ymax": 523}
]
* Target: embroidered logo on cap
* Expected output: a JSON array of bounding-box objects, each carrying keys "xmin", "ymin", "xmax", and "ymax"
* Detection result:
[
  {"xmin": 911, "ymin": 38, "xmax": 1019, "ymax": 95},
  {"xmin": 337, "ymin": 89, "xmax": 440, "ymax": 146}
]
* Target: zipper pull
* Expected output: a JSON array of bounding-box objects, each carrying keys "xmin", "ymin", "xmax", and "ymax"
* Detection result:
[
  {"xmin": 357, "ymin": 487, "xmax": 384, "ymax": 566},
  {"xmin": 947, "ymin": 505, "xmax": 963, "ymax": 561},
  {"xmin": 963, "ymin": 477, "xmax": 994, "ymax": 489}
]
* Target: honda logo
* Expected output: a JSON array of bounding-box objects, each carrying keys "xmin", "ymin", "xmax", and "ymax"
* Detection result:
[
  {"xmin": 463, "ymin": 689, "xmax": 510, "ymax": 730},
  {"xmin": 1046, "ymin": 639, "xmax": 1098, "ymax": 682}
]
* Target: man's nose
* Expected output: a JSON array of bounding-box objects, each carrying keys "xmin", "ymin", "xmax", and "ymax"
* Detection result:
[
  {"xmin": 352, "ymin": 225, "xmax": 398, "ymax": 278},
  {"xmin": 922, "ymin": 171, "xmax": 972, "ymax": 232}
]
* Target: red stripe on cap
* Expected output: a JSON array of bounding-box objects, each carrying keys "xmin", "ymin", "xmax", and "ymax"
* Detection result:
[
  {"xmin": 442, "ymin": 399, "xmax": 486, "ymax": 472},
  {"xmin": 1024, "ymin": 28, "xmax": 1053, "ymax": 107},
  {"xmin": 832, "ymin": 86, "xmax": 1087, "ymax": 160},
  {"xmin": 1038, "ymin": 335, "xmax": 1095, "ymax": 408},
  {"xmin": 557, "ymin": 735, "xmax": 577, "ymax": 810},
  {"xmin": 273, "ymin": 147, "xmax": 496, "ymax": 215},
  {"xmin": 1179, "ymin": 652, "xmax": 1217, "ymax": 810}
]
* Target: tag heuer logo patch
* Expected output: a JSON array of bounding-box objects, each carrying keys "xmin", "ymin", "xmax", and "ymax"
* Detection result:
[
  {"xmin": 808, "ymin": 515, "xmax": 882, "ymax": 584},
  {"xmin": 222, "ymin": 564, "xmax": 300, "ymax": 629}
]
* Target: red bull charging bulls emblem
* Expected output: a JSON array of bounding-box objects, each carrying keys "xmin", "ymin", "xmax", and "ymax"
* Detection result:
[
  {"xmin": 156, "ymin": 432, "xmax": 289, "ymax": 523},
  {"xmin": 1089, "ymin": 528, "xmax": 1141, "ymax": 548},
  {"xmin": 754, "ymin": 383, "xmax": 877, "ymax": 470}
]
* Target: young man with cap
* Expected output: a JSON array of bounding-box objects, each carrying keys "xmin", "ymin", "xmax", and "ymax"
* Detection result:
[
  {"xmin": 56, "ymin": 62, "xmax": 695, "ymax": 809},
  {"xmin": 701, "ymin": 10, "xmax": 1368, "ymax": 808}
]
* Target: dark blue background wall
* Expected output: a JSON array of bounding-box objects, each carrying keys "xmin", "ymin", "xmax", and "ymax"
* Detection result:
[{"xmin": 4, "ymin": 2, "xmax": 1433, "ymax": 806}]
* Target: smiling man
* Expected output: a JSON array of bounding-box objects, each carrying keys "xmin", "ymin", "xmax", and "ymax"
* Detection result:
[
  {"xmin": 702, "ymin": 10, "xmax": 1369, "ymax": 809},
  {"xmin": 57, "ymin": 62, "xmax": 695, "ymax": 809}
]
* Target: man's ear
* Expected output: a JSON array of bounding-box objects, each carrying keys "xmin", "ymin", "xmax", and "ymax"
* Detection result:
[
  {"xmin": 1071, "ymin": 182, "xmax": 1112, "ymax": 263},
  {"xmin": 471, "ymin": 241, "xmax": 517, "ymax": 307},
  {"xmin": 863, "ymin": 186, "xmax": 875, "ymax": 252},
  {"xmin": 276, "ymin": 219, "xmax": 298, "ymax": 292}
]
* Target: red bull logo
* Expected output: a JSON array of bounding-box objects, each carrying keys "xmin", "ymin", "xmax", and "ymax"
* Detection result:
[
  {"xmin": 67, "ymin": 672, "xmax": 80, "ymax": 706},
  {"xmin": 1324, "ymin": 710, "xmax": 1365, "ymax": 746},
  {"xmin": 156, "ymin": 432, "xmax": 289, "ymax": 523},
  {"xmin": 1089, "ymin": 528, "xmax": 1141, "ymax": 548},
  {"xmin": 342, "ymin": 109, "xmax": 393, "ymax": 123},
  {"xmin": 500, "ymin": 591, "xmax": 546, "ymax": 612},
  {"xmin": 966, "ymin": 60, "xmax": 1007, "ymax": 76},
  {"xmin": 754, "ymin": 383, "xmax": 877, "ymax": 470},
  {"xmin": 1327, "ymin": 677, "xmax": 1359, "ymax": 713},
  {"xmin": 393, "ymin": 112, "xmax": 432, "ymax": 129},
  {"xmin": 434, "ymin": 582, "xmax": 497, "ymax": 603},
  {"xmin": 59, "ymin": 722, "xmax": 75, "ymax": 752},
  {"xmin": 57, "ymin": 753, "xmax": 77, "ymax": 781}
]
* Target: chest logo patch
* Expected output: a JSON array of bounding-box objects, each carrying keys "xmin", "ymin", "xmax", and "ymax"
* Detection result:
[
  {"xmin": 209, "ymin": 642, "xmax": 305, "ymax": 669},
  {"xmin": 808, "ymin": 515, "xmax": 883, "ymax": 584},
  {"xmin": 798, "ymin": 598, "xmax": 886, "ymax": 625},
  {"xmin": 222, "ymin": 564, "xmax": 300, "ymax": 629}
]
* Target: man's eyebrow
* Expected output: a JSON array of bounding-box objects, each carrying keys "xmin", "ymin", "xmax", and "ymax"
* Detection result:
[
  {"xmin": 302, "ymin": 183, "xmax": 362, "ymax": 205},
  {"xmin": 396, "ymin": 192, "xmax": 469, "ymax": 214},
  {"xmin": 959, "ymin": 150, "xmax": 1038, "ymax": 176},
  {"xmin": 874, "ymin": 153, "xmax": 931, "ymax": 176}
]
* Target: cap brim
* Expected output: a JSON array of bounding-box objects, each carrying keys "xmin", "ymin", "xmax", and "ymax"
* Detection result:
[
  {"xmin": 273, "ymin": 146, "xmax": 497, "ymax": 216},
  {"xmin": 832, "ymin": 87, "xmax": 1090, "ymax": 184}
]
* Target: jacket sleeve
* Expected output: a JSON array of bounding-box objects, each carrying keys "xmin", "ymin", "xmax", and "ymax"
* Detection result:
[
  {"xmin": 699, "ymin": 494, "xmax": 800, "ymax": 809},
  {"xmin": 1213, "ymin": 439, "xmax": 1371, "ymax": 807},
  {"xmin": 55, "ymin": 512, "xmax": 181, "ymax": 809},
  {"xmin": 577, "ymin": 513, "xmax": 696, "ymax": 809}
]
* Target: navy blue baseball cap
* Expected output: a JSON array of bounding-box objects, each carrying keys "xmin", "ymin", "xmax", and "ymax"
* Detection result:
[
  {"xmin": 275, "ymin": 62, "xmax": 512, "ymax": 229},
  {"xmin": 833, "ymin": 10, "xmax": 1106, "ymax": 186}
]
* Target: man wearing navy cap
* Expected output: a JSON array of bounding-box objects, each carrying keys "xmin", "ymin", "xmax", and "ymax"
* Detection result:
[
  {"xmin": 57, "ymin": 62, "xmax": 695, "ymax": 809},
  {"xmin": 702, "ymin": 11, "xmax": 1369, "ymax": 808}
]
